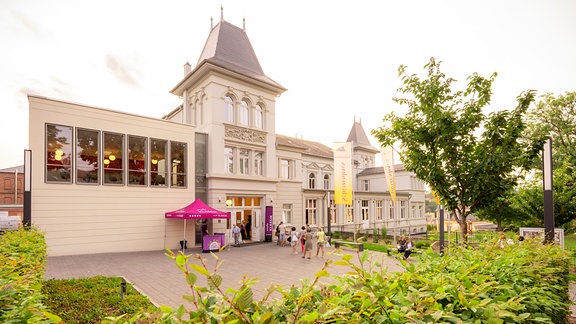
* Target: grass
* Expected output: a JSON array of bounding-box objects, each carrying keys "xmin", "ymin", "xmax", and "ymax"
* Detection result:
[{"xmin": 42, "ymin": 276, "xmax": 157, "ymax": 323}]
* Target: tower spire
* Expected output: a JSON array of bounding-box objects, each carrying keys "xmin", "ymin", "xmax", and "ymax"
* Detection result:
[
  {"xmin": 243, "ymin": 17, "xmax": 246, "ymax": 32},
  {"xmin": 220, "ymin": 5, "xmax": 224, "ymax": 21},
  {"xmin": 210, "ymin": 17, "xmax": 213, "ymax": 29}
]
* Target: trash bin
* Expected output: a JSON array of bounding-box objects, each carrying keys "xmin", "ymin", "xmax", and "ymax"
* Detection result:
[{"xmin": 180, "ymin": 240, "xmax": 187, "ymax": 249}]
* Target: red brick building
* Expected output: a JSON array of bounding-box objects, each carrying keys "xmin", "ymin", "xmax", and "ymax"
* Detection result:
[{"xmin": 0, "ymin": 165, "xmax": 23, "ymax": 217}]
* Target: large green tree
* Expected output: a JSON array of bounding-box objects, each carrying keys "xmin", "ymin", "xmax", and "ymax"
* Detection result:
[
  {"xmin": 372, "ymin": 58, "xmax": 545, "ymax": 241},
  {"xmin": 508, "ymin": 92, "xmax": 576, "ymax": 229}
]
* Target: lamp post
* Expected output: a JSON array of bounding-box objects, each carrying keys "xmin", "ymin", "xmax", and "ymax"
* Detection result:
[
  {"xmin": 439, "ymin": 205, "xmax": 444, "ymax": 256},
  {"xmin": 543, "ymin": 138, "xmax": 554, "ymax": 244}
]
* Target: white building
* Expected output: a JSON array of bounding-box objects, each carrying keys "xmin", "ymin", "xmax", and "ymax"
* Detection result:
[{"xmin": 28, "ymin": 16, "xmax": 426, "ymax": 256}]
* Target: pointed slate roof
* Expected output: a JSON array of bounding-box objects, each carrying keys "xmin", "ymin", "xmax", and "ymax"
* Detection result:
[
  {"xmin": 346, "ymin": 121, "xmax": 380, "ymax": 153},
  {"xmin": 196, "ymin": 20, "xmax": 285, "ymax": 90}
]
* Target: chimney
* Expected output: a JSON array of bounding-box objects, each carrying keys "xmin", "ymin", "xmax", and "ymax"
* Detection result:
[{"xmin": 183, "ymin": 62, "xmax": 191, "ymax": 76}]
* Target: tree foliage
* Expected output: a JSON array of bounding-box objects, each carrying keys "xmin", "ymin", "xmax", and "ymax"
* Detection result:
[
  {"xmin": 498, "ymin": 92, "xmax": 576, "ymax": 230},
  {"xmin": 372, "ymin": 58, "xmax": 546, "ymax": 240}
]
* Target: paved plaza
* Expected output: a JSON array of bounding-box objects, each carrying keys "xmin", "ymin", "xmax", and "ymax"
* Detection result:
[{"xmin": 44, "ymin": 242, "xmax": 405, "ymax": 309}]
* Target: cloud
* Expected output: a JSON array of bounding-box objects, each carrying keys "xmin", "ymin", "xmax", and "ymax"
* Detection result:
[{"xmin": 105, "ymin": 54, "xmax": 140, "ymax": 87}]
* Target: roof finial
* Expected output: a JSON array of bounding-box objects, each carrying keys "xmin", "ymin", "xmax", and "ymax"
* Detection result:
[
  {"xmin": 210, "ymin": 17, "xmax": 213, "ymax": 29},
  {"xmin": 243, "ymin": 17, "xmax": 246, "ymax": 32},
  {"xmin": 220, "ymin": 5, "xmax": 224, "ymax": 21}
]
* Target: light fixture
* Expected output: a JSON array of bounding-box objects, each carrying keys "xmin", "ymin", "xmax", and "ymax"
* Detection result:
[
  {"xmin": 55, "ymin": 149, "xmax": 63, "ymax": 156},
  {"xmin": 109, "ymin": 154, "xmax": 116, "ymax": 161},
  {"xmin": 225, "ymin": 199, "xmax": 233, "ymax": 207},
  {"xmin": 54, "ymin": 155, "xmax": 62, "ymax": 161},
  {"xmin": 104, "ymin": 159, "xmax": 110, "ymax": 165},
  {"xmin": 218, "ymin": 196, "xmax": 222, "ymax": 203},
  {"xmin": 151, "ymin": 158, "xmax": 158, "ymax": 165}
]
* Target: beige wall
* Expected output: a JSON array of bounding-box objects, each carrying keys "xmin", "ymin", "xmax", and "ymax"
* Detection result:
[{"xmin": 29, "ymin": 96, "xmax": 196, "ymax": 256}]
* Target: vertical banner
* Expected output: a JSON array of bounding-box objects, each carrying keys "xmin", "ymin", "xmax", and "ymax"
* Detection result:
[
  {"xmin": 264, "ymin": 206, "xmax": 273, "ymax": 242},
  {"xmin": 333, "ymin": 142, "xmax": 352, "ymax": 205},
  {"xmin": 381, "ymin": 146, "xmax": 397, "ymax": 205}
]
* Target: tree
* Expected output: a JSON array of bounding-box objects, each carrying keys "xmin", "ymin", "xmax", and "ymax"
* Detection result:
[{"xmin": 372, "ymin": 58, "xmax": 545, "ymax": 241}]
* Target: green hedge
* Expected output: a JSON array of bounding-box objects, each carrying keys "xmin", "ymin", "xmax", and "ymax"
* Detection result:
[
  {"xmin": 114, "ymin": 238, "xmax": 570, "ymax": 323},
  {"xmin": 0, "ymin": 228, "xmax": 60, "ymax": 322}
]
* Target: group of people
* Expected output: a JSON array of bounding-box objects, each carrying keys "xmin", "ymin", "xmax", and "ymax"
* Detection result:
[
  {"xmin": 276, "ymin": 222, "xmax": 326, "ymax": 258},
  {"xmin": 231, "ymin": 219, "xmax": 251, "ymax": 246},
  {"xmin": 396, "ymin": 235, "xmax": 415, "ymax": 259}
]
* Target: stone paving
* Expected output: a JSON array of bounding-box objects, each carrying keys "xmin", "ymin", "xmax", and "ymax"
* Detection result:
[{"xmin": 44, "ymin": 242, "xmax": 405, "ymax": 309}]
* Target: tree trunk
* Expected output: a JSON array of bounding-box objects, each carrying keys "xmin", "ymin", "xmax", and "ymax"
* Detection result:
[{"xmin": 455, "ymin": 209, "xmax": 469, "ymax": 243}]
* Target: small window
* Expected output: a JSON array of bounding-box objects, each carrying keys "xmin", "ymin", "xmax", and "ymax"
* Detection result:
[
  {"xmin": 282, "ymin": 204, "xmax": 292, "ymax": 224},
  {"xmin": 150, "ymin": 138, "xmax": 168, "ymax": 186},
  {"xmin": 254, "ymin": 152, "xmax": 263, "ymax": 176},
  {"xmin": 170, "ymin": 141, "xmax": 187, "ymax": 187},
  {"xmin": 128, "ymin": 136, "xmax": 147, "ymax": 186},
  {"xmin": 363, "ymin": 179, "xmax": 369, "ymax": 191},
  {"xmin": 224, "ymin": 95, "xmax": 234, "ymax": 123},
  {"xmin": 225, "ymin": 147, "xmax": 234, "ymax": 173},
  {"xmin": 46, "ymin": 124, "xmax": 73, "ymax": 183},
  {"xmin": 254, "ymin": 103, "xmax": 264, "ymax": 129},
  {"xmin": 76, "ymin": 128, "xmax": 99, "ymax": 184},
  {"xmin": 308, "ymin": 173, "xmax": 316, "ymax": 189},
  {"xmin": 239, "ymin": 149, "xmax": 249, "ymax": 175},
  {"xmin": 323, "ymin": 174, "xmax": 330, "ymax": 190},
  {"xmin": 103, "ymin": 132, "xmax": 124, "ymax": 185},
  {"xmin": 361, "ymin": 200, "xmax": 369, "ymax": 221},
  {"xmin": 280, "ymin": 159, "xmax": 291, "ymax": 179},
  {"xmin": 240, "ymin": 100, "xmax": 249, "ymax": 125}
]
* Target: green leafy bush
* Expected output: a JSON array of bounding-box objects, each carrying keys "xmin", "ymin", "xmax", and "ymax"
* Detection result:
[
  {"xmin": 111, "ymin": 238, "xmax": 570, "ymax": 323},
  {"xmin": 0, "ymin": 228, "xmax": 60, "ymax": 322},
  {"xmin": 43, "ymin": 276, "xmax": 156, "ymax": 323},
  {"xmin": 415, "ymin": 240, "xmax": 430, "ymax": 248}
]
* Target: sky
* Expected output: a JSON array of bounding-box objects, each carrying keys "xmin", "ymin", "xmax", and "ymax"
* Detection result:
[{"xmin": 1, "ymin": 0, "xmax": 575, "ymax": 170}]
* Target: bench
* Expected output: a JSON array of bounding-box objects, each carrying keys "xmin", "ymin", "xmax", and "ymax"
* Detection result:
[{"xmin": 333, "ymin": 240, "xmax": 364, "ymax": 252}]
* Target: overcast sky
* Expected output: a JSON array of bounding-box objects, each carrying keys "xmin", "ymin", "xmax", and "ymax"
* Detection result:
[{"xmin": 1, "ymin": 0, "xmax": 575, "ymax": 169}]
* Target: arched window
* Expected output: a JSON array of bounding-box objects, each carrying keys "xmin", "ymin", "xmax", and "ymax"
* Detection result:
[
  {"xmin": 240, "ymin": 99, "xmax": 249, "ymax": 125},
  {"xmin": 254, "ymin": 103, "xmax": 264, "ymax": 129},
  {"xmin": 308, "ymin": 172, "xmax": 316, "ymax": 189},
  {"xmin": 224, "ymin": 95, "xmax": 234, "ymax": 123},
  {"xmin": 323, "ymin": 174, "xmax": 330, "ymax": 189}
]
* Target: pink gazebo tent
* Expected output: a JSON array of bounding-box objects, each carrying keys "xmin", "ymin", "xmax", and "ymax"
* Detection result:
[{"xmin": 165, "ymin": 198, "xmax": 230, "ymax": 248}]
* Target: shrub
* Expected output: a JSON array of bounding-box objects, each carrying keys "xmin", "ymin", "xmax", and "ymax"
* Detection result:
[
  {"xmin": 0, "ymin": 228, "xmax": 60, "ymax": 323},
  {"xmin": 415, "ymin": 240, "xmax": 430, "ymax": 249},
  {"xmin": 110, "ymin": 238, "xmax": 570, "ymax": 323}
]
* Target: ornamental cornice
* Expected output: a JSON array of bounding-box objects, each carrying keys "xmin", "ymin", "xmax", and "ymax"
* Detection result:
[{"xmin": 224, "ymin": 125, "xmax": 266, "ymax": 144}]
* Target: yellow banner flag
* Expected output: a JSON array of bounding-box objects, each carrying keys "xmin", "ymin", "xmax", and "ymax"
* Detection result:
[
  {"xmin": 380, "ymin": 146, "xmax": 397, "ymax": 205},
  {"xmin": 333, "ymin": 142, "xmax": 352, "ymax": 205}
]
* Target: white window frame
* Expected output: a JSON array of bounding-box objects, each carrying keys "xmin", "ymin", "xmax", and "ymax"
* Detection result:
[
  {"xmin": 254, "ymin": 152, "xmax": 263, "ymax": 176},
  {"xmin": 308, "ymin": 172, "xmax": 316, "ymax": 189},
  {"xmin": 224, "ymin": 95, "xmax": 235, "ymax": 123},
  {"xmin": 254, "ymin": 103, "xmax": 264, "ymax": 129},
  {"xmin": 239, "ymin": 149, "xmax": 249, "ymax": 175},
  {"xmin": 361, "ymin": 200, "xmax": 369, "ymax": 221},
  {"xmin": 240, "ymin": 99, "xmax": 249, "ymax": 126},
  {"xmin": 224, "ymin": 147, "xmax": 234, "ymax": 173}
]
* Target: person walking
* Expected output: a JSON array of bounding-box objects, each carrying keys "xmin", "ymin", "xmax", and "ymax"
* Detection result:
[
  {"xmin": 299, "ymin": 226, "xmax": 306, "ymax": 253},
  {"xmin": 302, "ymin": 227, "xmax": 313, "ymax": 259},
  {"xmin": 290, "ymin": 226, "xmax": 299, "ymax": 254},
  {"xmin": 315, "ymin": 227, "xmax": 326, "ymax": 257},
  {"xmin": 232, "ymin": 223, "xmax": 241, "ymax": 246},
  {"xmin": 278, "ymin": 221, "xmax": 286, "ymax": 247}
]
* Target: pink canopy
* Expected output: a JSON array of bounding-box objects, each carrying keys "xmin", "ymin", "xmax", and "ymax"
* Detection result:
[{"xmin": 165, "ymin": 198, "xmax": 230, "ymax": 219}]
